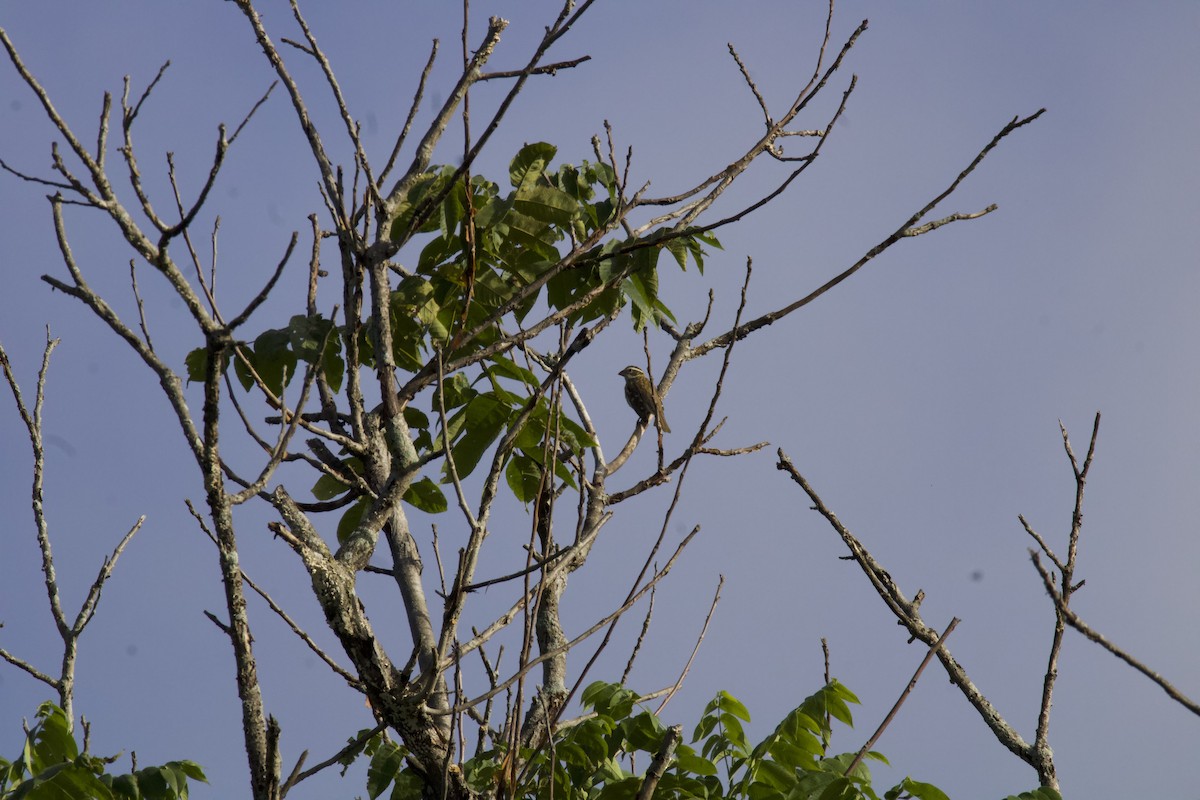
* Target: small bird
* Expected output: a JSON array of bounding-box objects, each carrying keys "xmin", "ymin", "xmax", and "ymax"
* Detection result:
[{"xmin": 619, "ymin": 365, "xmax": 670, "ymax": 432}]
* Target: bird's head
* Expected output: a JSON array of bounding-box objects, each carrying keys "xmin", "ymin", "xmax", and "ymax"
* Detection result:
[{"xmin": 618, "ymin": 365, "xmax": 646, "ymax": 380}]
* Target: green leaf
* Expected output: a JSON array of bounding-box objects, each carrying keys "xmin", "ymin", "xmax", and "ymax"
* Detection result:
[
  {"xmin": 10, "ymin": 762, "xmax": 116, "ymax": 800},
  {"xmin": 594, "ymin": 776, "xmax": 642, "ymax": 800},
  {"xmin": 4, "ymin": 705, "xmax": 205, "ymax": 800},
  {"xmin": 555, "ymin": 163, "xmax": 592, "ymax": 201},
  {"xmin": 485, "ymin": 357, "xmax": 540, "ymax": 389},
  {"xmin": 513, "ymin": 185, "xmax": 576, "ymax": 227},
  {"xmin": 664, "ymin": 236, "xmax": 690, "ymax": 270},
  {"xmin": 1001, "ymin": 790, "xmax": 1062, "ymax": 800},
  {"xmin": 619, "ymin": 712, "xmax": 666, "ymax": 752},
  {"xmin": 586, "ymin": 160, "xmax": 617, "ymax": 192},
  {"xmin": 416, "ymin": 232, "xmax": 462, "ymax": 275},
  {"xmin": 404, "ymin": 477, "xmax": 448, "ymax": 514},
  {"xmin": 824, "ymin": 695, "xmax": 854, "ymax": 728},
  {"xmin": 625, "ymin": 269, "xmax": 660, "ymax": 331},
  {"xmin": 184, "ymin": 347, "xmax": 208, "ymax": 384},
  {"xmin": 716, "ymin": 691, "xmax": 752, "ymax": 723},
  {"xmin": 312, "ymin": 456, "xmax": 361, "ymax": 500},
  {"xmin": 337, "ymin": 496, "xmax": 371, "ymax": 545},
  {"xmin": 753, "ymin": 761, "xmax": 796, "ymax": 792},
  {"xmin": 312, "ymin": 472, "xmax": 351, "ymax": 501},
  {"xmin": 435, "ymin": 372, "xmax": 474, "ymax": 410},
  {"xmin": 815, "ymin": 775, "xmax": 858, "ymax": 800},
  {"xmin": 322, "ymin": 341, "xmax": 345, "ymax": 393},
  {"xmin": 770, "ymin": 737, "xmax": 821, "ymax": 769},
  {"xmin": 232, "ymin": 345, "xmax": 255, "ymax": 391},
  {"xmin": 366, "ymin": 740, "xmax": 405, "ymax": 800},
  {"xmin": 504, "ymin": 209, "xmax": 562, "ymax": 261},
  {"xmin": 509, "ymin": 142, "xmax": 557, "ymax": 188},
  {"xmin": 252, "ymin": 328, "xmax": 297, "ymax": 395},
  {"xmin": 892, "ymin": 777, "xmax": 950, "ymax": 800},
  {"xmin": 404, "ymin": 406, "xmax": 430, "ymax": 430},
  {"xmin": 473, "ymin": 193, "xmax": 513, "ymax": 233},
  {"xmin": 390, "ymin": 313, "xmax": 426, "ymax": 373},
  {"xmin": 388, "ymin": 168, "xmax": 454, "ymax": 242},
  {"xmin": 287, "ymin": 314, "xmax": 331, "ymax": 362},
  {"xmin": 108, "ymin": 773, "xmax": 138, "ymax": 799},
  {"xmin": 673, "ymin": 748, "xmax": 717, "ymax": 777},
  {"xmin": 446, "ymin": 393, "xmax": 511, "ymax": 479},
  {"xmin": 30, "ymin": 703, "xmax": 78, "ymax": 766},
  {"xmin": 389, "ymin": 769, "xmax": 426, "ymax": 800},
  {"xmin": 437, "ymin": 178, "xmax": 467, "ymax": 240},
  {"xmin": 283, "ymin": 315, "xmax": 345, "ymax": 393},
  {"xmin": 505, "ymin": 455, "xmax": 543, "ymax": 504}
]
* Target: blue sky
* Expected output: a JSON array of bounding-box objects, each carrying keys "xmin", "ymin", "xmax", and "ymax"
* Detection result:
[{"xmin": 2, "ymin": 2, "xmax": 1199, "ymax": 797}]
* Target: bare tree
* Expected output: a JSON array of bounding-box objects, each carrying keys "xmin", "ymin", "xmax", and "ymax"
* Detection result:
[{"xmin": 0, "ymin": 3, "xmax": 1056, "ymax": 798}]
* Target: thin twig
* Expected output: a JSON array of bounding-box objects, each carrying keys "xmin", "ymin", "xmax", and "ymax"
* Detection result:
[
  {"xmin": 185, "ymin": 500, "xmax": 361, "ymax": 688},
  {"xmin": 690, "ymin": 108, "xmax": 1046, "ymax": 360},
  {"xmin": 380, "ymin": 39, "xmax": 439, "ymax": 185},
  {"xmin": 845, "ymin": 618, "xmax": 960, "ymax": 776},
  {"xmin": 655, "ymin": 576, "xmax": 723, "ymax": 715},
  {"xmin": 1031, "ymin": 554, "xmax": 1200, "ymax": 717},
  {"xmin": 728, "ymin": 44, "xmax": 772, "ymax": 126}
]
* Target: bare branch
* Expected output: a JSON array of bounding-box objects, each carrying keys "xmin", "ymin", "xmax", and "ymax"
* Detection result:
[
  {"xmin": 185, "ymin": 500, "xmax": 361, "ymax": 688},
  {"xmin": 622, "ymin": 586, "xmax": 656, "ymax": 685},
  {"xmin": 281, "ymin": 722, "xmax": 387, "ymax": 796},
  {"xmin": 728, "ymin": 43, "xmax": 772, "ymax": 127},
  {"xmin": 0, "ymin": 26, "xmax": 108, "ymax": 192},
  {"xmin": 381, "ymin": 39, "xmax": 438, "ymax": 186},
  {"xmin": 1031, "ymin": 554, "xmax": 1200, "ymax": 717},
  {"xmin": 636, "ymin": 13, "xmax": 865, "ymax": 226},
  {"xmin": 229, "ymin": 81, "xmax": 278, "ymax": 145},
  {"xmin": 283, "ymin": 0, "xmax": 379, "ymax": 208},
  {"xmin": 776, "ymin": 450, "xmax": 1037, "ymax": 768},
  {"xmin": 227, "ymin": 231, "xmax": 299, "ymax": 331},
  {"xmin": 1019, "ymin": 514, "xmax": 1064, "ymax": 573},
  {"xmin": 654, "ymin": 576, "xmax": 723, "ymax": 715},
  {"xmin": 384, "ymin": 17, "xmax": 508, "ymax": 223},
  {"xmin": 845, "ymin": 617, "xmax": 960, "ymax": 776},
  {"xmin": 0, "ymin": 157, "xmax": 74, "ymax": 190},
  {"xmin": 73, "ymin": 516, "xmax": 145, "ymax": 634},
  {"xmin": 0, "ymin": 334, "xmax": 148, "ymax": 722},
  {"xmin": 230, "ymin": 0, "xmax": 345, "ymax": 225},
  {"xmin": 691, "ymin": 108, "xmax": 1046, "ymax": 360},
  {"xmin": 1027, "ymin": 412, "xmax": 1100, "ymax": 788},
  {"xmin": 1, "ymin": 333, "xmax": 68, "ymax": 635},
  {"xmin": 441, "ymin": 525, "xmax": 701, "ymax": 715},
  {"xmin": 0, "ymin": 644, "xmax": 58, "ymax": 687}
]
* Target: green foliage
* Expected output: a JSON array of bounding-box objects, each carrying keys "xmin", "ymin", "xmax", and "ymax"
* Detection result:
[
  {"xmin": 340, "ymin": 681, "xmax": 981, "ymax": 800},
  {"xmin": 0, "ymin": 703, "xmax": 205, "ymax": 800},
  {"xmin": 998, "ymin": 790, "xmax": 1061, "ymax": 800},
  {"xmin": 183, "ymin": 140, "xmax": 716, "ymax": 529}
]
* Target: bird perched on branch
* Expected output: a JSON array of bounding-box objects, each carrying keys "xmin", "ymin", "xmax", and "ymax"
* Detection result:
[{"xmin": 619, "ymin": 365, "xmax": 670, "ymax": 433}]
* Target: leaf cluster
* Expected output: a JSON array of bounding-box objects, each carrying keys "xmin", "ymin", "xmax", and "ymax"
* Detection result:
[
  {"xmin": 184, "ymin": 143, "xmax": 719, "ymax": 527},
  {"xmin": 339, "ymin": 680, "xmax": 1062, "ymax": 800},
  {"xmin": 0, "ymin": 703, "xmax": 206, "ymax": 800}
]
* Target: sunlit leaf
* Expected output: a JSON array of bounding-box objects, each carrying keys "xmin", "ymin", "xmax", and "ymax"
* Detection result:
[
  {"xmin": 514, "ymin": 185, "xmax": 576, "ymax": 227},
  {"xmin": 509, "ymin": 142, "xmax": 557, "ymax": 188}
]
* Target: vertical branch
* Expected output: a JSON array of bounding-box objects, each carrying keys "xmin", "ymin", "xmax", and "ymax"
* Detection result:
[
  {"xmin": 201, "ymin": 332, "xmax": 275, "ymax": 799},
  {"xmin": 0, "ymin": 335, "xmax": 145, "ymax": 727},
  {"xmin": 1031, "ymin": 413, "xmax": 1100, "ymax": 788}
]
